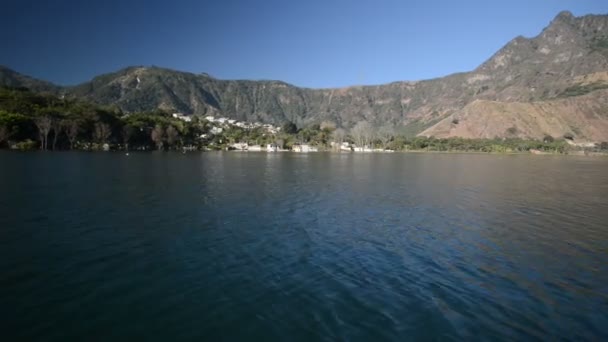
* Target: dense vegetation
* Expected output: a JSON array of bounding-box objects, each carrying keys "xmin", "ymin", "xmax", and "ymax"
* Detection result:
[
  {"xmin": 558, "ymin": 82, "xmax": 608, "ymax": 98},
  {"xmin": 0, "ymin": 87, "xmax": 606, "ymax": 154},
  {"xmin": 0, "ymin": 87, "xmax": 217, "ymax": 151}
]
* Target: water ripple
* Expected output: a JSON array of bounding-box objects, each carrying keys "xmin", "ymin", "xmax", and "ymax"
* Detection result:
[{"xmin": 0, "ymin": 152, "xmax": 607, "ymax": 340}]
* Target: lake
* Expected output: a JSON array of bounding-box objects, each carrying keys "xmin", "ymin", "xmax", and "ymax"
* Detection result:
[{"xmin": 1, "ymin": 151, "xmax": 607, "ymax": 340}]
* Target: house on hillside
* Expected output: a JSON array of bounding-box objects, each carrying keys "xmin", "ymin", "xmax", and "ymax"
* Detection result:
[
  {"xmin": 210, "ymin": 127, "xmax": 223, "ymax": 134},
  {"xmin": 172, "ymin": 113, "xmax": 192, "ymax": 122}
]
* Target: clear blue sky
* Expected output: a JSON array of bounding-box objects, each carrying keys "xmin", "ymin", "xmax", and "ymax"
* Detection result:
[{"xmin": 1, "ymin": 0, "xmax": 606, "ymax": 88}]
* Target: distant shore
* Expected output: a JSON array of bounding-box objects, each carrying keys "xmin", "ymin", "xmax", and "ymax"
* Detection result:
[
  {"xmin": 2, "ymin": 87, "xmax": 607, "ymax": 156},
  {"xmin": 3, "ymin": 148, "xmax": 606, "ymax": 157}
]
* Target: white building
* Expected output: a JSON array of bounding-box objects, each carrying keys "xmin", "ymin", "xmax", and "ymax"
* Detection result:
[
  {"xmin": 230, "ymin": 143, "xmax": 248, "ymax": 150},
  {"xmin": 172, "ymin": 113, "xmax": 192, "ymax": 122},
  {"xmin": 262, "ymin": 124, "xmax": 280, "ymax": 134},
  {"xmin": 566, "ymin": 140, "xmax": 596, "ymax": 148},
  {"xmin": 210, "ymin": 127, "xmax": 223, "ymax": 134},
  {"xmin": 353, "ymin": 146, "xmax": 374, "ymax": 152},
  {"xmin": 340, "ymin": 142, "xmax": 352, "ymax": 152},
  {"xmin": 352, "ymin": 146, "xmax": 391, "ymax": 152},
  {"xmin": 293, "ymin": 144, "xmax": 318, "ymax": 152}
]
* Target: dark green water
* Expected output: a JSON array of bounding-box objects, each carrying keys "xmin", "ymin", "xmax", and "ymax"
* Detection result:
[{"xmin": 1, "ymin": 151, "xmax": 607, "ymax": 340}]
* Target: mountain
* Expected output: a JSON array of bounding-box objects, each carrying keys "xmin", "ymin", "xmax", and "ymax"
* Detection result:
[
  {"xmin": 0, "ymin": 66, "xmax": 59, "ymax": 93},
  {"xmin": 420, "ymin": 11, "xmax": 608, "ymax": 140},
  {"xmin": 2, "ymin": 11, "xmax": 608, "ymax": 141}
]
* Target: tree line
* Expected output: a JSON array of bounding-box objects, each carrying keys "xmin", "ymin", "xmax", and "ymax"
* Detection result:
[
  {"xmin": 1, "ymin": 86, "xmax": 606, "ymax": 153},
  {"xmin": 0, "ymin": 87, "xmax": 211, "ymax": 151}
]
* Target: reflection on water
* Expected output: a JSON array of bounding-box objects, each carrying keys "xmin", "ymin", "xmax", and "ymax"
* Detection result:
[{"xmin": 0, "ymin": 152, "xmax": 607, "ymax": 340}]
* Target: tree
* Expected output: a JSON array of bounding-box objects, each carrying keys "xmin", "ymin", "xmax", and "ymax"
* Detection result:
[
  {"xmin": 0, "ymin": 110, "xmax": 29, "ymax": 141},
  {"xmin": 350, "ymin": 121, "xmax": 374, "ymax": 148},
  {"xmin": 65, "ymin": 120, "xmax": 80, "ymax": 150},
  {"xmin": 122, "ymin": 125, "xmax": 134, "ymax": 151},
  {"xmin": 377, "ymin": 124, "xmax": 395, "ymax": 149},
  {"xmin": 320, "ymin": 120, "xmax": 337, "ymax": 132},
  {"xmin": 389, "ymin": 135, "xmax": 408, "ymax": 150},
  {"xmin": 332, "ymin": 128, "xmax": 346, "ymax": 144},
  {"xmin": 166, "ymin": 125, "xmax": 179, "ymax": 148},
  {"xmin": 225, "ymin": 127, "xmax": 244, "ymax": 144},
  {"xmin": 543, "ymin": 134, "xmax": 554, "ymax": 143},
  {"xmin": 51, "ymin": 118, "xmax": 63, "ymax": 150},
  {"xmin": 600, "ymin": 142, "xmax": 608, "ymax": 150},
  {"xmin": 94, "ymin": 123, "xmax": 112, "ymax": 145},
  {"xmin": 34, "ymin": 116, "xmax": 53, "ymax": 150},
  {"xmin": 151, "ymin": 124, "xmax": 165, "ymax": 150},
  {"xmin": 298, "ymin": 127, "xmax": 317, "ymax": 143},
  {"xmin": 0, "ymin": 125, "xmax": 10, "ymax": 146},
  {"xmin": 281, "ymin": 121, "xmax": 297, "ymax": 134}
]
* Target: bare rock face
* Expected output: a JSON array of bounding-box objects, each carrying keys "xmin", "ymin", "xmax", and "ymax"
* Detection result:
[
  {"xmin": 420, "ymin": 89, "xmax": 608, "ymax": 141},
  {"xmin": 2, "ymin": 12, "xmax": 608, "ymax": 140}
]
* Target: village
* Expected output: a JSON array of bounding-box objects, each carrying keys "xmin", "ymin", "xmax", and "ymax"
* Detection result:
[{"xmin": 171, "ymin": 113, "xmax": 395, "ymax": 153}]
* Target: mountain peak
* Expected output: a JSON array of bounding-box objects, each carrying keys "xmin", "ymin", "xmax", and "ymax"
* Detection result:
[{"xmin": 551, "ymin": 10, "xmax": 576, "ymax": 26}]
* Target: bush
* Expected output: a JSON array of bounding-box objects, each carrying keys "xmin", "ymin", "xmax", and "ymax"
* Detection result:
[
  {"xmin": 11, "ymin": 139, "xmax": 38, "ymax": 150},
  {"xmin": 281, "ymin": 121, "xmax": 297, "ymax": 134},
  {"xmin": 559, "ymin": 82, "xmax": 608, "ymax": 98},
  {"xmin": 563, "ymin": 133, "xmax": 574, "ymax": 140},
  {"xmin": 506, "ymin": 127, "xmax": 518, "ymax": 136},
  {"xmin": 543, "ymin": 135, "xmax": 554, "ymax": 143}
]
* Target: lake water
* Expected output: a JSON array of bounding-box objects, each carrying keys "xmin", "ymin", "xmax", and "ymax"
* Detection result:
[{"xmin": 1, "ymin": 151, "xmax": 607, "ymax": 340}]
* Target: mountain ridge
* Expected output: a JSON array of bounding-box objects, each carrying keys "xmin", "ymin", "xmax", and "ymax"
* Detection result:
[{"xmin": 2, "ymin": 11, "xmax": 608, "ymax": 141}]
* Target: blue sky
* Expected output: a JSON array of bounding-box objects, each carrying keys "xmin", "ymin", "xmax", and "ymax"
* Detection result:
[{"xmin": 1, "ymin": 0, "xmax": 606, "ymax": 88}]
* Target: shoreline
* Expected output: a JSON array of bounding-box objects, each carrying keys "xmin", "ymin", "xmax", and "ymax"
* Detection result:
[{"xmin": 2, "ymin": 149, "xmax": 606, "ymax": 157}]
